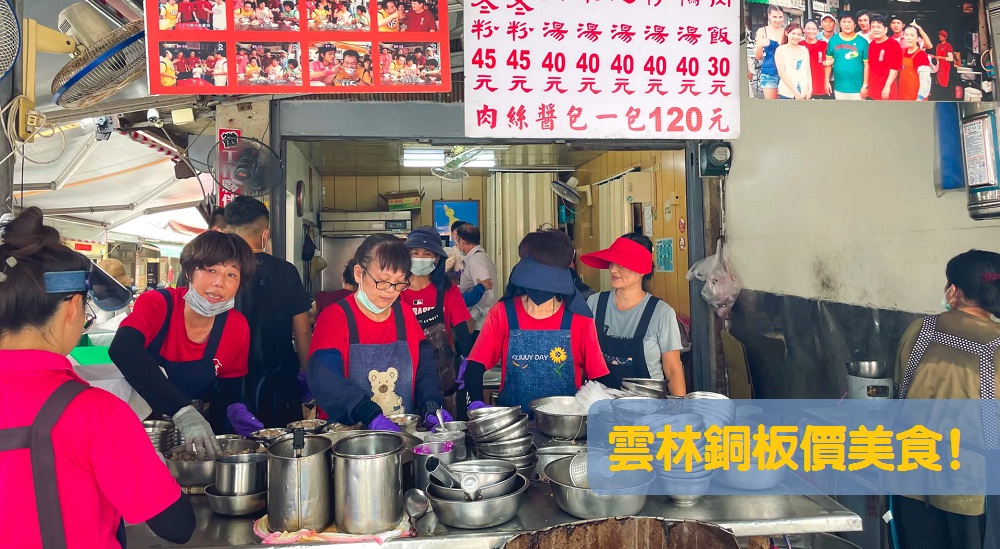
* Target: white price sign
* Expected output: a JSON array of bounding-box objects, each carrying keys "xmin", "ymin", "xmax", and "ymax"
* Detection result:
[{"xmin": 463, "ymin": 0, "xmax": 740, "ymax": 139}]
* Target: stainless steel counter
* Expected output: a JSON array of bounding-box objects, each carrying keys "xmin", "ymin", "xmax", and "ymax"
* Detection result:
[{"xmin": 126, "ymin": 480, "xmax": 862, "ymax": 548}]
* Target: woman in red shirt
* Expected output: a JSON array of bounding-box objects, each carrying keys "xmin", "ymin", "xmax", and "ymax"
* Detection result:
[
  {"xmin": 307, "ymin": 234, "xmax": 446, "ymax": 431},
  {"xmin": 899, "ymin": 26, "xmax": 932, "ymax": 101},
  {"xmin": 110, "ymin": 230, "xmax": 255, "ymax": 459},
  {"xmin": 0, "ymin": 207, "xmax": 194, "ymax": 548},
  {"xmin": 399, "ymin": 227, "xmax": 474, "ymax": 420},
  {"xmin": 803, "ymin": 19, "xmax": 830, "ymax": 99},
  {"xmin": 460, "ymin": 229, "xmax": 611, "ymax": 416}
]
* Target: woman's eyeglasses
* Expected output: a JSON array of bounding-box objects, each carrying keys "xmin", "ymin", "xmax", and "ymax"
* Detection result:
[
  {"xmin": 363, "ymin": 268, "xmax": 410, "ymax": 292},
  {"xmin": 64, "ymin": 293, "xmax": 97, "ymax": 331}
]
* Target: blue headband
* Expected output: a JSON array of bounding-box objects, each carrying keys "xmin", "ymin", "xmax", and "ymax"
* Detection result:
[{"xmin": 43, "ymin": 270, "xmax": 89, "ymax": 293}]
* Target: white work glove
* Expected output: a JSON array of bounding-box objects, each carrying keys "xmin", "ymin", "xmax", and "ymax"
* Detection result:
[{"xmin": 172, "ymin": 405, "xmax": 221, "ymax": 460}]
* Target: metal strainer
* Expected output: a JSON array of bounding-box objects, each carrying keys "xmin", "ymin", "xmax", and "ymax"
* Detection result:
[
  {"xmin": 0, "ymin": 0, "xmax": 17, "ymax": 81},
  {"xmin": 569, "ymin": 453, "xmax": 589, "ymax": 488},
  {"xmin": 50, "ymin": 19, "xmax": 145, "ymax": 108}
]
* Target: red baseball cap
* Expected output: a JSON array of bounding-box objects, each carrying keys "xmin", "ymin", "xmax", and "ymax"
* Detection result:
[{"xmin": 579, "ymin": 237, "xmax": 653, "ymax": 275}]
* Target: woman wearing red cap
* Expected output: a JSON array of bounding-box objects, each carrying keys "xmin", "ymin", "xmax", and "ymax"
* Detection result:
[{"xmin": 579, "ymin": 234, "xmax": 686, "ymax": 395}]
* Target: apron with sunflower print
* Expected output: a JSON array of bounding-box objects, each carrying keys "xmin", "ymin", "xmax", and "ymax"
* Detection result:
[{"xmin": 497, "ymin": 299, "xmax": 577, "ymax": 417}]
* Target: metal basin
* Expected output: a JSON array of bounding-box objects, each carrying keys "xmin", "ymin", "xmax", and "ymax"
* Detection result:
[
  {"xmin": 427, "ymin": 474, "xmax": 529, "ymax": 529},
  {"xmin": 468, "ymin": 406, "xmax": 518, "ymax": 421},
  {"xmin": 467, "ymin": 407, "xmax": 523, "ymax": 439},
  {"xmin": 622, "ymin": 378, "xmax": 670, "ymax": 392},
  {"xmin": 386, "ymin": 414, "xmax": 421, "ymax": 434},
  {"xmin": 445, "ymin": 460, "xmax": 517, "ymax": 485},
  {"xmin": 531, "ymin": 397, "xmax": 588, "ymax": 440},
  {"xmin": 428, "ymin": 470, "xmax": 519, "ymax": 501},
  {"xmin": 205, "ymin": 484, "xmax": 267, "ymax": 516},
  {"xmin": 477, "ymin": 416, "xmax": 529, "ymax": 443},
  {"xmin": 251, "ymin": 428, "xmax": 291, "ymax": 446},
  {"xmin": 165, "ymin": 449, "xmax": 215, "ymax": 486},
  {"xmin": 476, "ymin": 435, "xmax": 533, "ymax": 458},
  {"xmin": 480, "ymin": 445, "xmax": 536, "ymax": 468},
  {"xmin": 434, "ymin": 421, "xmax": 467, "ymax": 433},
  {"xmin": 845, "ymin": 361, "xmax": 889, "ymax": 379},
  {"xmin": 545, "ymin": 456, "xmax": 649, "ymax": 519},
  {"xmin": 535, "ymin": 445, "xmax": 587, "ymax": 482}
]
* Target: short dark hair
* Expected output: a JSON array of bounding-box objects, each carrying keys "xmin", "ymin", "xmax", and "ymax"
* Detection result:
[
  {"xmin": 856, "ymin": 9, "xmax": 869, "ymax": 18},
  {"xmin": 0, "ymin": 207, "xmax": 92, "ymax": 337},
  {"xmin": 354, "ymin": 234, "xmax": 411, "ymax": 276},
  {"xmin": 209, "ymin": 208, "xmax": 227, "ymax": 230},
  {"xmin": 869, "ymin": 14, "xmax": 886, "ymax": 26},
  {"xmin": 180, "ymin": 230, "xmax": 256, "ymax": 288},
  {"xmin": 518, "ymin": 229, "xmax": 574, "ymax": 268},
  {"xmin": 455, "ymin": 223, "xmax": 480, "ymax": 245},
  {"xmin": 946, "ymin": 250, "xmax": 1000, "ymax": 317},
  {"xmin": 839, "ymin": 12, "xmax": 855, "ymax": 22},
  {"xmin": 343, "ymin": 49, "xmax": 360, "ymax": 62},
  {"xmin": 224, "ymin": 196, "xmax": 269, "ymax": 234},
  {"xmin": 343, "ymin": 259, "xmax": 358, "ymax": 287}
]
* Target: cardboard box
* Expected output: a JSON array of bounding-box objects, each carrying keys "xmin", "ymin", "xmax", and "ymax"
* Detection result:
[{"xmin": 385, "ymin": 190, "xmax": 422, "ymax": 211}]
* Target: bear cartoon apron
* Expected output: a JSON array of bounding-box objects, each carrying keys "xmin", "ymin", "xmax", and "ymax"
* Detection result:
[
  {"xmin": 497, "ymin": 299, "xmax": 577, "ymax": 417},
  {"xmin": 337, "ymin": 300, "xmax": 414, "ymax": 416}
]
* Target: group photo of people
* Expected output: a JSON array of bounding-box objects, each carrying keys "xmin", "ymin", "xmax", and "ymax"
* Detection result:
[
  {"xmin": 233, "ymin": 43, "xmax": 303, "ymax": 86},
  {"xmin": 156, "ymin": 0, "xmax": 225, "ymax": 30},
  {"xmin": 379, "ymin": 42, "xmax": 442, "ymax": 84},
  {"xmin": 307, "ymin": 0, "xmax": 371, "ymax": 30},
  {"xmin": 748, "ymin": 4, "xmax": 990, "ymax": 102},
  {"xmin": 157, "ymin": 42, "xmax": 229, "ymax": 87},
  {"xmin": 377, "ymin": 0, "xmax": 439, "ymax": 32},
  {"xmin": 308, "ymin": 42, "xmax": 374, "ymax": 86},
  {"xmin": 233, "ymin": 0, "xmax": 303, "ymax": 30}
]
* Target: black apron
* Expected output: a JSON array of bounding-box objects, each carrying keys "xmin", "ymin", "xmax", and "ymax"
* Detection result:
[
  {"xmin": 236, "ymin": 256, "xmax": 302, "ymax": 427},
  {"xmin": 898, "ymin": 314, "xmax": 1000, "ymax": 549},
  {"xmin": 595, "ymin": 291, "xmax": 661, "ymax": 389},
  {"xmin": 148, "ymin": 289, "xmax": 230, "ymax": 431},
  {"xmin": 0, "ymin": 381, "xmax": 102, "ymax": 549},
  {"xmin": 412, "ymin": 286, "xmax": 458, "ymax": 417}
]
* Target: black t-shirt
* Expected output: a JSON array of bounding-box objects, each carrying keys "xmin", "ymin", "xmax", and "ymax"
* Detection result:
[{"xmin": 235, "ymin": 253, "xmax": 312, "ymax": 377}]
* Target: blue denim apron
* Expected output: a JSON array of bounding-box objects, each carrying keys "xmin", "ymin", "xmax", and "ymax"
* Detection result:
[
  {"xmin": 497, "ymin": 298, "xmax": 577, "ymax": 417},
  {"xmin": 337, "ymin": 300, "xmax": 414, "ymax": 416},
  {"xmin": 148, "ymin": 289, "xmax": 229, "ymax": 402}
]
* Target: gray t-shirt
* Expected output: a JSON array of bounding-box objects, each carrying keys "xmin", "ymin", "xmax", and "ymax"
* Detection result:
[{"xmin": 587, "ymin": 291, "xmax": 684, "ymax": 379}]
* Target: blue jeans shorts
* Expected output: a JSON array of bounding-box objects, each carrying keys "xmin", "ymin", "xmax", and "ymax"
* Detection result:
[{"xmin": 759, "ymin": 73, "xmax": 779, "ymax": 89}]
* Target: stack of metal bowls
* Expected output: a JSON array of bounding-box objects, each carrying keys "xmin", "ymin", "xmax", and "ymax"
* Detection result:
[
  {"xmin": 467, "ymin": 407, "xmax": 535, "ymax": 477},
  {"xmin": 143, "ymin": 419, "xmax": 177, "ymax": 453},
  {"xmin": 621, "ymin": 378, "xmax": 671, "ymax": 399},
  {"xmin": 645, "ymin": 411, "xmax": 713, "ymax": 506},
  {"xmin": 684, "ymin": 392, "xmax": 736, "ymax": 429},
  {"xmin": 425, "ymin": 460, "xmax": 529, "ymax": 529},
  {"xmin": 206, "ymin": 452, "xmax": 268, "ymax": 517}
]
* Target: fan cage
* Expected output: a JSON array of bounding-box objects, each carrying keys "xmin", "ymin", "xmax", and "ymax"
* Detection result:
[
  {"xmin": 0, "ymin": 0, "xmax": 18, "ymax": 80},
  {"xmin": 207, "ymin": 137, "xmax": 285, "ymax": 198},
  {"xmin": 51, "ymin": 20, "xmax": 145, "ymax": 109}
]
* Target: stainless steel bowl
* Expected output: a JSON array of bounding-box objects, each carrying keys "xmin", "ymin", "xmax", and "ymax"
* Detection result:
[
  {"xmin": 535, "ymin": 445, "xmax": 587, "ymax": 481},
  {"xmin": 428, "ymin": 470, "xmax": 519, "ymax": 501},
  {"xmin": 845, "ymin": 361, "xmax": 889, "ymax": 379},
  {"xmin": 427, "ymin": 474, "xmax": 529, "ymax": 529},
  {"xmin": 622, "ymin": 380, "xmax": 667, "ymax": 398},
  {"xmin": 476, "ymin": 416, "xmax": 529, "ymax": 443},
  {"xmin": 218, "ymin": 439, "xmax": 262, "ymax": 454},
  {"xmin": 467, "ymin": 407, "xmax": 523, "ymax": 439},
  {"xmin": 205, "ymin": 484, "xmax": 267, "ymax": 516},
  {"xmin": 468, "ymin": 406, "xmax": 518, "ymax": 421},
  {"xmin": 480, "ymin": 445, "xmax": 536, "ymax": 468},
  {"xmin": 386, "ymin": 414, "xmax": 421, "ymax": 434},
  {"xmin": 165, "ymin": 445, "xmax": 216, "ymax": 486},
  {"xmin": 531, "ymin": 397, "xmax": 588, "ymax": 440},
  {"xmin": 475, "ymin": 435, "xmax": 533, "ymax": 458},
  {"xmin": 250, "ymin": 428, "xmax": 291, "ymax": 445},
  {"xmin": 286, "ymin": 419, "xmax": 328, "ymax": 434},
  {"xmin": 215, "ymin": 453, "xmax": 267, "ymax": 496},
  {"xmin": 622, "ymin": 378, "xmax": 670, "ymax": 392},
  {"xmin": 435, "ymin": 421, "xmax": 467, "ymax": 433},
  {"xmin": 446, "ymin": 460, "xmax": 517, "ymax": 485},
  {"xmin": 545, "ymin": 456, "xmax": 650, "ymax": 519}
]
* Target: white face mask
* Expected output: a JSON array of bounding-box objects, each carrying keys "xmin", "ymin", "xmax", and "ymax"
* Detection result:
[
  {"xmin": 184, "ymin": 287, "xmax": 235, "ymax": 317},
  {"xmin": 344, "ymin": 67, "xmax": 356, "ymax": 75},
  {"xmin": 411, "ymin": 257, "xmax": 436, "ymax": 276}
]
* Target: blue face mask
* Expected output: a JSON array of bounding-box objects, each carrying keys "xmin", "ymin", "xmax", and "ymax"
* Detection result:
[
  {"xmin": 410, "ymin": 257, "xmax": 436, "ymax": 277},
  {"xmin": 356, "ymin": 271, "xmax": 390, "ymax": 314},
  {"xmin": 525, "ymin": 289, "xmax": 559, "ymax": 306},
  {"xmin": 942, "ymin": 297, "xmax": 952, "ymax": 311}
]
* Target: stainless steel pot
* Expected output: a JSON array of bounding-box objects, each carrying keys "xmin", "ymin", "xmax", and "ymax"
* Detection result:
[
  {"xmin": 215, "ymin": 453, "xmax": 267, "ymax": 496},
  {"xmin": 266, "ymin": 432, "xmax": 332, "ymax": 532},
  {"xmin": 332, "ymin": 432, "xmax": 404, "ymax": 534}
]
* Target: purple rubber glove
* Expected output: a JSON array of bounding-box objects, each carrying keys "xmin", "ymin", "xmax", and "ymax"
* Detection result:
[
  {"xmin": 468, "ymin": 401, "xmax": 491, "ymax": 412},
  {"xmin": 457, "ymin": 358, "xmax": 468, "ymax": 390},
  {"xmin": 227, "ymin": 403, "xmax": 264, "ymax": 437},
  {"xmin": 369, "ymin": 413, "xmax": 401, "ymax": 432},
  {"xmin": 297, "ymin": 371, "xmax": 313, "ymax": 404},
  {"xmin": 425, "ymin": 408, "xmax": 453, "ymax": 429}
]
